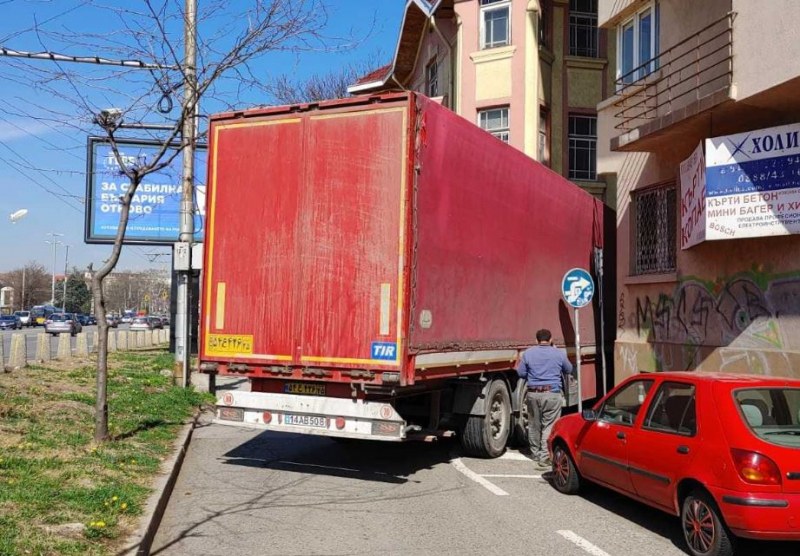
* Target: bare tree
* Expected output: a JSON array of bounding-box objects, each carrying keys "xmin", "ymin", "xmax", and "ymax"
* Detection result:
[
  {"xmin": 0, "ymin": 263, "xmax": 52, "ymax": 310},
  {"xmin": 0, "ymin": 0, "xmax": 359, "ymax": 442},
  {"xmin": 267, "ymin": 53, "xmax": 388, "ymax": 104}
]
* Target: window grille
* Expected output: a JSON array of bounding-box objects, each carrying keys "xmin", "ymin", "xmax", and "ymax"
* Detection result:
[
  {"xmin": 633, "ymin": 184, "xmax": 676, "ymax": 275},
  {"xmin": 568, "ymin": 114, "xmax": 596, "ymax": 180},
  {"xmin": 569, "ymin": 0, "xmax": 598, "ymax": 57}
]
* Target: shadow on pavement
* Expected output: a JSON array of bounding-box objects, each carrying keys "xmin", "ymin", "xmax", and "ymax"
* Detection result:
[{"xmin": 220, "ymin": 430, "xmax": 456, "ymax": 484}]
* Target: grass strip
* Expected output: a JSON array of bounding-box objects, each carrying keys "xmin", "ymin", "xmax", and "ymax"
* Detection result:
[{"xmin": 0, "ymin": 350, "xmax": 213, "ymax": 555}]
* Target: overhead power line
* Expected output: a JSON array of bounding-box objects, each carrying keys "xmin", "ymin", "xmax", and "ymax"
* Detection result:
[{"xmin": 0, "ymin": 45, "xmax": 176, "ymax": 70}]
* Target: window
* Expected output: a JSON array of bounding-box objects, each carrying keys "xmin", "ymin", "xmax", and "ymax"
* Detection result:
[
  {"xmin": 568, "ymin": 114, "xmax": 596, "ymax": 180},
  {"xmin": 426, "ymin": 58, "xmax": 439, "ymax": 98},
  {"xmin": 539, "ymin": 0, "xmax": 550, "ymax": 48},
  {"xmin": 569, "ymin": 0, "xmax": 598, "ymax": 57},
  {"xmin": 599, "ymin": 379, "xmax": 654, "ymax": 426},
  {"xmin": 633, "ymin": 184, "xmax": 676, "ymax": 275},
  {"xmin": 734, "ymin": 388, "xmax": 800, "ymax": 447},
  {"xmin": 618, "ymin": 1, "xmax": 660, "ymax": 84},
  {"xmin": 644, "ymin": 382, "xmax": 697, "ymax": 436},
  {"xmin": 478, "ymin": 107, "xmax": 510, "ymax": 143},
  {"xmin": 480, "ymin": 0, "xmax": 510, "ymax": 49},
  {"xmin": 538, "ymin": 106, "xmax": 549, "ymax": 166}
]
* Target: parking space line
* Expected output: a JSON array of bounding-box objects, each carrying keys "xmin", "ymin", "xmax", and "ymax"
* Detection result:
[
  {"xmin": 451, "ymin": 458, "xmax": 509, "ymax": 496},
  {"xmin": 482, "ymin": 474, "xmax": 542, "ymax": 479},
  {"xmin": 498, "ymin": 452, "xmax": 531, "ymax": 461},
  {"xmin": 556, "ymin": 530, "xmax": 611, "ymax": 556}
]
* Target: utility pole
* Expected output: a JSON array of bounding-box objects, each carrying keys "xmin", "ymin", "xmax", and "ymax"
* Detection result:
[
  {"xmin": 46, "ymin": 232, "xmax": 63, "ymax": 305},
  {"xmin": 175, "ymin": 0, "xmax": 197, "ymax": 388},
  {"xmin": 21, "ymin": 266, "xmax": 26, "ymax": 310},
  {"xmin": 62, "ymin": 245, "xmax": 70, "ymax": 312}
]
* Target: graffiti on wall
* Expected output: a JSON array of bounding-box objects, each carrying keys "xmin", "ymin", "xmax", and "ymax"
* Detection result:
[{"xmin": 617, "ymin": 270, "xmax": 800, "ymax": 378}]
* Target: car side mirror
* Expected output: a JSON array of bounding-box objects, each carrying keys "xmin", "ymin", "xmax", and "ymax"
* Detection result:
[{"xmin": 582, "ymin": 409, "xmax": 598, "ymax": 422}]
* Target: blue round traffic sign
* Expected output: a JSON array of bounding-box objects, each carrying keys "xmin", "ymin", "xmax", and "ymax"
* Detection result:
[{"xmin": 562, "ymin": 268, "xmax": 594, "ymax": 308}]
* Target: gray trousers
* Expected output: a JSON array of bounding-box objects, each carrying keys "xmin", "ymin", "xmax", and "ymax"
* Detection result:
[{"xmin": 526, "ymin": 392, "xmax": 563, "ymax": 461}]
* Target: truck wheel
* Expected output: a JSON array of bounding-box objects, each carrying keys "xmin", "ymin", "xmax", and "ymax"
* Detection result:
[
  {"xmin": 461, "ymin": 379, "xmax": 511, "ymax": 458},
  {"xmin": 510, "ymin": 378, "xmax": 529, "ymax": 447}
]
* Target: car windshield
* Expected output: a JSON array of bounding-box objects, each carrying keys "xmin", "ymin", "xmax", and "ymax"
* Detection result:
[
  {"xmin": 734, "ymin": 388, "xmax": 800, "ymax": 448},
  {"xmin": 50, "ymin": 314, "xmax": 70, "ymax": 322},
  {"xmin": 16, "ymin": 311, "xmax": 29, "ymax": 316}
]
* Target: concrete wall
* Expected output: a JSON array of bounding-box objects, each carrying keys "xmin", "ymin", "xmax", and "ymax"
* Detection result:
[{"xmin": 732, "ymin": 0, "xmax": 800, "ymax": 100}]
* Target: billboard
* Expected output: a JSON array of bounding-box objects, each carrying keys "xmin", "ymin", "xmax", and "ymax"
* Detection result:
[
  {"xmin": 680, "ymin": 142, "xmax": 707, "ymax": 249},
  {"xmin": 705, "ymin": 122, "xmax": 800, "ymax": 241},
  {"xmin": 85, "ymin": 137, "xmax": 207, "ymax": 245}
]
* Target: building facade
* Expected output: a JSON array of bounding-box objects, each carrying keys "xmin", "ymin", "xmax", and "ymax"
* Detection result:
[
  {"xmin": 349, "ymin": 0, "xmax": 615, "ymax": 204},
  {"xmin": 598, "ymin": 0, "xmax": 800, "ymax": 380}
]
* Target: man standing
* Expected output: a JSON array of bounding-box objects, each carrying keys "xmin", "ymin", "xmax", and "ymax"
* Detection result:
[{"xmin": 516, "ymin": 328, "xmax": 574, "ymax": 469}]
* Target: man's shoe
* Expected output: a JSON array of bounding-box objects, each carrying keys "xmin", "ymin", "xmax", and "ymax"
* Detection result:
[{"xmin": 535, "ymin": 459, "xmax": 551, "ymax": 470}]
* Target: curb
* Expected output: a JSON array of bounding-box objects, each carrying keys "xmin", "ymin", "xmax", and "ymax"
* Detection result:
[{"xmin": 118, "ymin": 410, "xmax": 202, "ymax": 556}]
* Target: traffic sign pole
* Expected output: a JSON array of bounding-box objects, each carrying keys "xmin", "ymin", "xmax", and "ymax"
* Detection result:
[{"xmin": 575, "ymin": 306, "xmax": 582, "ymax": 414}]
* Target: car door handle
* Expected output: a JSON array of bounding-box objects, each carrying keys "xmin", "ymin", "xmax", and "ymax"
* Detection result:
[
  {"xmin": 677, "ymin": 445, "xmax": 690, "ymax": 455},
  {"xmin": 616, "ymin": 431, "xmax": 626, "ymax": 440}
]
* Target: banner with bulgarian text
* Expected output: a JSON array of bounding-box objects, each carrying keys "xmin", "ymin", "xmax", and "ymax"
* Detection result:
[{"xmin": 705, "ymin": 122, "xmax": 800, "ymax": 240}]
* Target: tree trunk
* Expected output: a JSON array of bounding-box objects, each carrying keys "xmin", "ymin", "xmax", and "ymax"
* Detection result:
[{"xmin": 92, "ymin": 274, "xmax": 109, "ymax": 442}]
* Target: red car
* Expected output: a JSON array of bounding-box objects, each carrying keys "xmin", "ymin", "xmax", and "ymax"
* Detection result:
[{"xmin": 548, "ymin": 372, "xmax": 800, "ymax": 556}]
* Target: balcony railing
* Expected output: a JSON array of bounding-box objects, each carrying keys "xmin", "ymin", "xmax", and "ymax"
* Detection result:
[{"xmin": 613, "ymin": 12, "xmax": 735, "ymax": 131}]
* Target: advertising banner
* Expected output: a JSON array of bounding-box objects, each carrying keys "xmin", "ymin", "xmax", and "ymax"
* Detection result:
[
  {"xmin": 85, "ymin": 137, "xmax": 207, "ymax": 245},
  {"xmin": 680, "ymin": 142, "xmax": 706, "ymax": 249},
  {"xmin": 705, "ymin": 122, "xmax": 800, "ymax": 240}
]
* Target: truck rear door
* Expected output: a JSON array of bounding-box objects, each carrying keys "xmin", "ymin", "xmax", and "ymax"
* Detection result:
[{"xmin": 203, "ymin": 101, "xmax": 411, "ymax": 373}]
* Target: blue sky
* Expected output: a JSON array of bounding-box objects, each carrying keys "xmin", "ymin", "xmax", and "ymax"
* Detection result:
[{"xmin": 0, "ymin": 0, "xmax": 404, "ymax": 273}]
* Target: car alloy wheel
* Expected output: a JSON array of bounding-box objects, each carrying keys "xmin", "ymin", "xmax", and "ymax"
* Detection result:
[
  {"xmin": 681, "ymin": 491, "xmax": 734, "ymax": 556},
  {"xmin": 551, "ymin": 444, "xmax": 580, "ymax": 494}
]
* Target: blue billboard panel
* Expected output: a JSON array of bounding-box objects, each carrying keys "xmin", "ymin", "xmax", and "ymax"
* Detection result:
[{"xmin": 85, "ymin": 137, "xmax": 206, "ymax": 245}]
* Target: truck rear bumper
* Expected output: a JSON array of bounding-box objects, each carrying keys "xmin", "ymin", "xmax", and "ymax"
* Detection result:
[{"xmin": 215, "ymin": 390, "xmax": 407, "ymax": 441}]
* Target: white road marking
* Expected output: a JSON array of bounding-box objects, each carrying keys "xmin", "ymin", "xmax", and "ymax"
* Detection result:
[
  {"xmin": 451, "ymin": 458, "xmax": 509, "ymax": 496},
  {"xmin": 498, "ymin": 451, "xmax": 531, "ymax": 461},
  {"xmin": 481, "ymin": 474, "xmax": 542, "ymax": 479},
  {"xmin": 556, "ymin": 530, "xmax": 612, "ymax": 556}
]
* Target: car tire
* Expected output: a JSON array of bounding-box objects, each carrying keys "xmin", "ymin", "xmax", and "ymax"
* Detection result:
[
  {"xmin": 552, "ymin": 442, "xmax": 581, "ymax": 494},
  {"xmin": 681, "ymin": 490, "xmax": 735, "ymax": 556}
]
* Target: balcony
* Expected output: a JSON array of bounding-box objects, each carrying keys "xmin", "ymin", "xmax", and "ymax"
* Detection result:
[{"xmin": 610, "ymin": 12, "xmax": 735, "ymax": 151}]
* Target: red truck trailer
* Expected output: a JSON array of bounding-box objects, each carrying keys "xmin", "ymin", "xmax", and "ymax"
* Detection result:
[{"xmin": 199, "ymin": 92, "xmax": 607, "ymax": 457}]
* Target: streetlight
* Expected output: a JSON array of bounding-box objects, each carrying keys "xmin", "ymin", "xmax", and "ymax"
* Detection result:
[
  {"xmin": 10, "ymin": 209, "xmax": 28, "ymax": 309},
  {"xmin": 62, "ymin": 245, "xmax": 70, "ymax": 312},
  {"xmin": 45, "ymin": 232, "xmax": 63, "ymax": 305}
]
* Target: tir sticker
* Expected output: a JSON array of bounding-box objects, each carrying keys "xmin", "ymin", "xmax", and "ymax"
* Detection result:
[{"xmin": 371, "ymin": 341, "xmax": 398, "ymax": 361}]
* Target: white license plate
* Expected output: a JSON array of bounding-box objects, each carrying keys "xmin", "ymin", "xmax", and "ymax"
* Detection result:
[{"xmin": 283, "ymin": 414, "xmax": 328, "ymax": 428}]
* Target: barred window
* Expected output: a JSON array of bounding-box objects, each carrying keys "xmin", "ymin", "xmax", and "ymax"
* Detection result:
[
  {"xmin": 478, "ymin": 107, "xmax": 510, "ymax": 143},
  {"xmin": 568, "ymin": 114, "xmax": 596, "ymax": 180},
  {"xmin": 633, "ymin": 185, "xmax": 676, "ymax": 275},
  {"xmin": 569, "ymin": 0, "xmax": 598, "ymax": 57}
]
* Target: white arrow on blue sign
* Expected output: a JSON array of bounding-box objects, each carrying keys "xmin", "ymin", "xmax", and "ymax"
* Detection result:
[{"xmin": 562, "ymin": 268, "xmax": 595, "ymax": 308}]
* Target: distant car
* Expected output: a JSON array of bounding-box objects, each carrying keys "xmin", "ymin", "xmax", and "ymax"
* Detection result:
[
  {"xmin": 130, "ymin": 316, "xmax": 154, "ymax": 331},
  {"xmin": 160, "ymin": 314, "xmax": 171, "ymax": 326},
  {"xmin": 13, "ymin": 310, "xmax": 32, "ymax": 327},
  {"xmin": 149, "ymin": 316, "xmax": 164, "ymax": 329},
  {"xmin": 76, "ymin": 314, "xmax": 91, "ymax": 326},
  {"xmin": 548, "ymin": 372, "xmax": 800, "ymax": 556},
  {"xmin": 107, "ymin": 315, "xmax": 119, "ymax": 328},
  {"xmin": 0, "ymin": 315, "xmax": 22, "ymax": 330},
  {"xmin": 87, "ymin": 315, "xmax": 97, "ymax": 325},
  {"xmin": 44, "ymin": 313, "xmax": 82, "ymax": 336}
]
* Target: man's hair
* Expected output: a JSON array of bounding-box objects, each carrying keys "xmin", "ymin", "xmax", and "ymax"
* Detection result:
[{"xmin": 536, "ymin": 329, "xmax": 552, "ymax": 342}]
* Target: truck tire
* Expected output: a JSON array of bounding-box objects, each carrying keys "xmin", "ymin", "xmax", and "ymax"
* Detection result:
[
  {"xmin": 510, "ymin": 378, "xmax": 529, "ymax": 447},
  {"xmin": 461, "ymin": 379, "xmax": 511, "ymax": 458}
]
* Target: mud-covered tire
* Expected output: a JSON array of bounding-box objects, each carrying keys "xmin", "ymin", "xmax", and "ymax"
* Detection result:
[
  {"xmin": 681, "ymin": 490, "xmax": 735, "ymax": 556},
  {"xmin": 551, "ymin": 443, "xmax": 581, "ymax": 494},
  {"xmin": 461, "ymin": 379, "xmax": 511, "ymax": 458}
]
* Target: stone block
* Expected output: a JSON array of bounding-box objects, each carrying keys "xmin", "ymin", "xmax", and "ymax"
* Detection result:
[{"xmin": 57, "ymin": 333, "xmax": 71, "ymax": 360}]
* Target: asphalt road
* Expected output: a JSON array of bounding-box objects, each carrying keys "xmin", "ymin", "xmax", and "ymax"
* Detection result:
[
  {"xmin": 151, "ymin": 416, "xmax": 798, "ymax": 556},
  {"xmin": 0, "ymin": 324, "xmax": 136, "ymax": 364}
]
